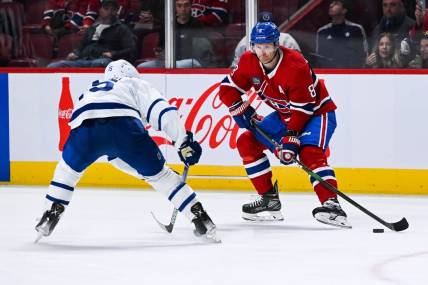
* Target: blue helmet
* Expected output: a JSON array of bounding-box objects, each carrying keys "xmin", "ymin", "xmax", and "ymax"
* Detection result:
[{"xmin": 250, "ymin": 22, "xmax": 280, "ymax": 45}]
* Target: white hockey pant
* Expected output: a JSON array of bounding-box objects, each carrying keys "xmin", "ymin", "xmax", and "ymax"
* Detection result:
[
  {"xmin": 44, "ymin": 159, "xmax": 83, "ymax": 209},
  {"xmin": 109, "ymin": 158, "xmax": 198, "ymax": 221}
]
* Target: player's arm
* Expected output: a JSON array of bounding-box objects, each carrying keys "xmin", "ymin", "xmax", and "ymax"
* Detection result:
[
  {"xmin": 219, "ymin": 57, "xmax": 257, "ymax": 129},
  {"xmin": 136, "ymin": 81, "xmax": 201, "ymax": 165}
]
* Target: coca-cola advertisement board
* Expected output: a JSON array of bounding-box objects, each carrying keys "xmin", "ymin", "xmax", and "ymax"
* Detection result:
[{"xmin": 6, "ymin": 72, "xmax": 428, "ymax": 170}]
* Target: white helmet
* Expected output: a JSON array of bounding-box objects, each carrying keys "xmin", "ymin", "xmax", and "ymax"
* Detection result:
[{"xmin": 104, "ymin": 59, "xmax": 140, "ymax": 81}]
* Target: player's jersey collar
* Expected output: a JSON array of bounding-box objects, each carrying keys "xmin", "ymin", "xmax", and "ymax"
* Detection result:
[{"xmin": 259, "ymin": 49, "xmax": 284, "ymax": 79}]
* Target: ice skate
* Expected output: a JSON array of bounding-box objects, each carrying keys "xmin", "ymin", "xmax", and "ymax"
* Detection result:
[
  {"xmin": 35, "ymin": 203, "xmax": 65, "ymax": 242},
  {"xmin": 191, "ymin": 202, "xmax": 221, "ymax": 243},
  {"xmin": 312, "ymin": 198, "xmax": 351, "ymax": 229},
  {"xmin": 242, "ymin": 181, "xmax": 284, "ymax": 221}
]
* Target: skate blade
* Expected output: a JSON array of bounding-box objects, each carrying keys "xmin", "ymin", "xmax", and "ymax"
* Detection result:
[
  {"xmin": 242, "ymin": 211, "xmax": 284, "ymax": 222},
  {"xmin": 205, "ymin": 228, "xmax": 222, "ymax": 243},
  {"xmin": 34, "ymin": 232, "xmax": 44, "ymax": 243},
  {"xmin": 314, "ymin": 213, "xmax": 352, "ymax": 229}
]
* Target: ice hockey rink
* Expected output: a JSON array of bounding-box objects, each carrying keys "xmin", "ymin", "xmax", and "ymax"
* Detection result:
[{"xmin": 0, "ymin": 186, "xmax": 427, "ymax": 285}]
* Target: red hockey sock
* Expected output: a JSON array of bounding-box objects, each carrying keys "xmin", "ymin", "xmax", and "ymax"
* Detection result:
[
  {"xmin": 300, "ymin": 146, "xmax": 338, "ymax": 203},
  {"xmin": 243, "ymin": 157, "xmax": 273, "ymax": 195},
  {"xmin": 237, "ymin": 131, "xmax": 273, "ymax": 195}
]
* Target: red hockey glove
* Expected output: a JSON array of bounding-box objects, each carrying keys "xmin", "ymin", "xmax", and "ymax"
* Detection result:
[
  {"xmin": 275, "ymin": 131, "xmax": 301, "ymax": 165},
  {"xmin": 229, "ymin": 100, "xmax": 258, "ymax": 129}
]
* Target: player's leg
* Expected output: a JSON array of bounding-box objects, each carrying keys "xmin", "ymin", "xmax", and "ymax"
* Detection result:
[
  {"xmin": 238, "ymin": 112, "xmax": 286, "ymax": 221},
  {"xmin": 36, "ymin": 121, "xmax": 106, "ymax": 237},
  {"xmin": 111, "ymin": 118, "xmax": 217, "ymax": 237},
  {"xmin": 299, "ymin": 111, "xmax": 350, "ymax": 228}
]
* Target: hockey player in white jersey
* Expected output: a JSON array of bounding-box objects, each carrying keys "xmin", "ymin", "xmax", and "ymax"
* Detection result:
[{"xmin": 35, "ymin": 59, "xmax": 219, "ymax": 242}]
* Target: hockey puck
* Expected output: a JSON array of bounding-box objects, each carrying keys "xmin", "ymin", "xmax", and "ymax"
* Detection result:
[{"xmin": 373, "ymin": 228, "xmax": 384, "ymax": 233}]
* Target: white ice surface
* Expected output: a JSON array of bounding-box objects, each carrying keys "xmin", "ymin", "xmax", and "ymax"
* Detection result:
[{"xmin": 0, "ymin": 186, "xmax": 427, "ymax": 285}]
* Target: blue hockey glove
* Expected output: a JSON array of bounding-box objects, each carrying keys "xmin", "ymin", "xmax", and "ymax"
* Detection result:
[
  {"xmin": 229, "ymin": 100, "xmax": 257, "ymax": 129},
  {"xmin": 275, "ymin": 131, "xmax": 301, "ymax": 165},
  {"xmin": 178, "ymin": 131, "xmax": 202, "ymax": 166}
]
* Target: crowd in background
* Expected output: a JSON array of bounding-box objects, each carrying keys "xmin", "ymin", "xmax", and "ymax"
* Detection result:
[{"xmin": 0, "ymin": 0, "xmax": 427, "ymax": 69}]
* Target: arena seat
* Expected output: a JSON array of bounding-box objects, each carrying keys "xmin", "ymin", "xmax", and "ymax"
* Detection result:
[
  {"xmin": 24, "ymin": 0, "xmax": 46, "ymax": 25},
  {"xmin": 135, "ymin": 32, "xmax": 160, "ymax": 65},
  {"xmin": 57, "ymin": 33, "xmax": 84, "ymax": 59},
  {"xmin": 0, "ymin": 33, "xmax": 13, "ymax": 66},
  {"xmin": 28, "ymin": 33, "xmax": 54, "ymax": 66},
  {"xmin": 0, "ymin": 2, "xmax": 25, "ymax": 58}
]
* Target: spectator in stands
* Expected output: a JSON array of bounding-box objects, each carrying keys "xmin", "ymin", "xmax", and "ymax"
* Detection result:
[
  {"xmin": 138, "ymin": 0, "xmax": 213, "ymax": 68},
  {"xmin": 47, "ymin": 0, "xmax": 136, "ymax": 68},
  {"xmin": 42, "ymin": 0, "xmax": 89, "ymax": 39},
  {"xmin": 134, "ymin": 0, "xmax": 164, "ymax": 31},
  {"xmin": 191, "ymin": 0, "xmax": 228, "ymax": 27},
  {"xmin": 401, "ymin": 3, "xmax": 428, "ymax": 63},
  {"xmin": 408, "ymin": 35, "xmax": 428, "ymax": 68},
  {"xmin": 230, "ymin": 11, "xmax": 300, "ymax": 68},
  {"xmin": 133, "ymin": 0, "xmax": 165, "ymax": 53},
  {"xmin": 370, "ymin": 0, "xmax": 415, "ymax": 49},
  {"xmin": 366, "ymin": 33, "xmax": 402, "ymax": 68},
  {"xmin": 316, "ymin": 0, "xmax": 368, "ymax": 68},
  {"xmin": 83, "ymin": 0, "xmax": 138, "ymax": 33}
]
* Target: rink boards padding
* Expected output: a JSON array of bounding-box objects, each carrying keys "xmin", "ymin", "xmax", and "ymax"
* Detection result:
[
  {"xmin": 7, "ymin": 161, "xmax": 428, "ymax": 195},
  {"xmin": 1, "ymin": 68, "xmax": 428, "ymax": 195}
]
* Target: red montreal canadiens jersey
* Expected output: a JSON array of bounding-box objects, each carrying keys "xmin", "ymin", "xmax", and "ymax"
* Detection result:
[
  {"xmin": 191, "ymin": 0, "xmax": 228, "ymax": 26},
  {"xmin": 42, "ymin": 0, "xmax": 90, "ymax": 28},
  {"xmin": 219, "ymin": 47, "xmax": 336, "ymax": 132}
]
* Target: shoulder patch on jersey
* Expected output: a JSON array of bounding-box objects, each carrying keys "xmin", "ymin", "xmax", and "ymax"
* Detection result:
[{"xmin": 252, "ymin": 77, "xmax": 261, "ymax": 85}]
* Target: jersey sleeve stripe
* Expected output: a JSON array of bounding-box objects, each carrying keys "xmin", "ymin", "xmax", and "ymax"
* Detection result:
[
  {"xmin": 290, "ymin": 102, "xmax": 315, "ymax": 114},
  {"xmin": 290, "ymin": 101, "xmax": 316, "ymax": 106},
  {"xmin": 70, "ymin": 102, "xmax": 141, "ymax": 122},
  {"xmin": 224, "ymin": 75, "xmax": 246, "ymax": 94},
  {"xmin": 147, "ymin": 98, "xmax": 166, "ymax": 123},
  {"xmin": 158, "ymin": 107, "xmax": 178, "ymax": 131},
  {"xmin": 289, "ymin": 106, "xmax": 314, "ymax": 115},
  {"xmin": 313, "ymin": 96, "xmax": 332, "ymax": 111}
]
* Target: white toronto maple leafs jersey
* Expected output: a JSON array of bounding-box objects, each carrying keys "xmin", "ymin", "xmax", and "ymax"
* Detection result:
[{"xmin": 68, "ymin": 77, "xmax": 187, "ymax": 146}]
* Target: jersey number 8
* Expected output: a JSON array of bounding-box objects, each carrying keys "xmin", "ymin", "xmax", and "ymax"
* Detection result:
[{"xmin": 308, "ymin": 84, "xmax": 316, "ymax": 98}]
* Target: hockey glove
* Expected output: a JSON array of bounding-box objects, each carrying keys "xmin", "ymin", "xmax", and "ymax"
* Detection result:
[
  {"xmin": 229, "ymin": 100, "xmax": 258, "ymax": 129},
  {"xmin": 178, "ymin": 131, "xmax": 202, "ymax": 166},
  {"xmin": 275, "ymin": 131, "xmax": 301, "ymax": 165}
]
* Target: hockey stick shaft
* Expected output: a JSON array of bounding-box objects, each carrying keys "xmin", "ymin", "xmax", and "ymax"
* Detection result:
[
  {"xmin": 151, "ymin": 165, "xmax": 189, "ymax": 233},
  {"xmin": 251, "ymin": 120, "xmax": 408, "ymax": 232}
]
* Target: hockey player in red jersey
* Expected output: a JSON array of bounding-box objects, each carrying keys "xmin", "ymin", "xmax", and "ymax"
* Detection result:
[{"xmin": 219, "ymin": 22, "xmax": 351, "ymax": 228}]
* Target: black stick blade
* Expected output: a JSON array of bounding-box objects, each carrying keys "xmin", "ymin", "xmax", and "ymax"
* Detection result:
[{"xmin": 390, "ymin": 217, "xmax": 409, "ymax": 232}]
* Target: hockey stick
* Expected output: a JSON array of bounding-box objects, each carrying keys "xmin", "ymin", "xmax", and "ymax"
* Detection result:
[
  {"xmin": 151, "ymin": 165, "xmax": 189, "ymax": 233},
  {"xmin": 250, "ymin": 120, "xmax": 409, "ymax": 232}
]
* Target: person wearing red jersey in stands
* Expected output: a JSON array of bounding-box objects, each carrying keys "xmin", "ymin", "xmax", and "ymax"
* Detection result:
[
  {"xmin": 219, "ymin": 22, "xmax": 351, "ymax": 229},
  {"xmin": 191, "ymin": 0, "xmax": 228, "ymax": 26},
  {"xmin": 42, "ymin": 0, "xmax": 90, "ymax": 38}
]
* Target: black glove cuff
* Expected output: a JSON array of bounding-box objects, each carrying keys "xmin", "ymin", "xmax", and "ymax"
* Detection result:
[{"xmin": 285, "ymin": 130, "xmax": 299, "ymax": 137}]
